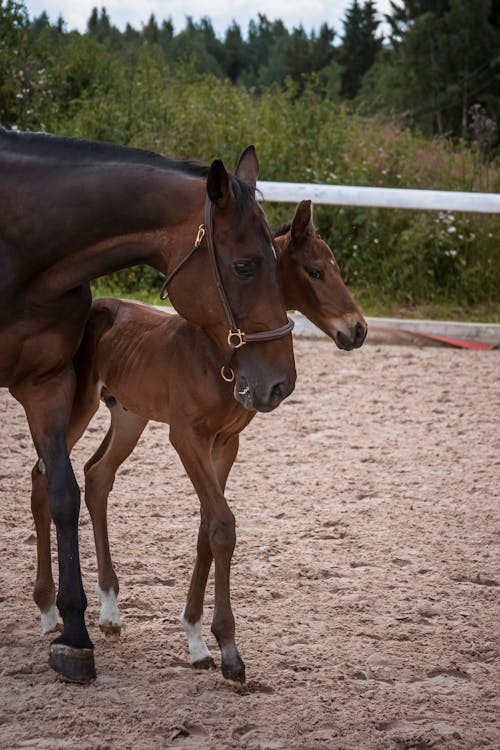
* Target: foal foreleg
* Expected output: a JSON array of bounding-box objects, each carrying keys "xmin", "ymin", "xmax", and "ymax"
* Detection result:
[
  {"xmin": 171, "ymin": 427, "xmax": 245, "ymax": 684},
  {"xmin": 84, "ymin": 404, "xmax": 148, "ymax": 635},
  {"xmin": 181, "ymin": 520, "xmax": 215, "ymax": 670},
  {"xmin": 180, "ymin": 434, "xmax": 241, "ymax": 668}
]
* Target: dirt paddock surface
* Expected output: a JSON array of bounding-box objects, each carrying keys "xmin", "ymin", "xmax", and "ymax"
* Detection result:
[{"xmin": 1, "ymin": 339, "xmax": 499, "ymax": 750}]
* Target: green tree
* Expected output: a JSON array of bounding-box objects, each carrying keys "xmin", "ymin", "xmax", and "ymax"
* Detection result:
[
  {"xmin": 142, "ymin": 13, "xmax": 159, "ymax": 45},
  {"xmin": 224, "ymin": 21, "xmax": 245, "ymax": 83},
  {"xmin": 368, "ymin": 0, "xmax": 500, "ymax": 138},
  {"xmin": 0, "ymin": 0, "xmax": 29, "ymax": 125},
  {"xmin": 339, "ymin": 0, "xmax": 382, "ymax": 99},
  {"xmin": 170, "ymin": 17, "xmax": 224, "ymax": 76},
  {"xmin": 244, "ymin": 14, "xmax": 289, "ymax": 87}
]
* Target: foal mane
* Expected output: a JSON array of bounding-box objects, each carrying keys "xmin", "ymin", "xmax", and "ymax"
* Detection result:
[
  {"xmin": 273, "ymin": 221, "xmax": 317, "ymax": 240},
  {"xmin": 273, "ymin": 222, "xmax": 292, "ymax": 239},
  {"xmin": 0, "ymin": 125, "xmax": 255, "ymax": 210}
]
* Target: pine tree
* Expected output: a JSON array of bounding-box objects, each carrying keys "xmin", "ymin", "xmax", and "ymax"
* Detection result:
[
  {"xmin": 339, "ymin": 0, "xmax": 382, "ymax": 99},
  {"xmin": 379, "ymin": 0, "xmax": 500, "ymax": 137}
]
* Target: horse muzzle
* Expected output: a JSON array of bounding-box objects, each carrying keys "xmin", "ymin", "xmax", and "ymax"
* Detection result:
[
  {"xmin": 234, "ymin": 372, "xmax": 295, "ymax": 413},
  {"xmin": 334, "ymin": 320, "xmax": 367, "ymax": 350}
]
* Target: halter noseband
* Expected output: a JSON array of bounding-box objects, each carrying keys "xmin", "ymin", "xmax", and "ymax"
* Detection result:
[{"xmin": 160, "ymin": 195, "xmax": 294, "ymax": 382}]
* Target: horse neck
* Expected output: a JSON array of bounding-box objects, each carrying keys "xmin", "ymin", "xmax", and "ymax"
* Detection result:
[
  {"xmin": 4, "ymin": 149, "xmax": 206, "ymax": 294},
  {"xmin": 23, "ymin": 161, "xmax": 207, "ymax": 297}
]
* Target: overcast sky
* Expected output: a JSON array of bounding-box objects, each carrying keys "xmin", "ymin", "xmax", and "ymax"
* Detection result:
[{"xmin": 23, "ymin": 0, "xmax": 393, "ymax": 38}]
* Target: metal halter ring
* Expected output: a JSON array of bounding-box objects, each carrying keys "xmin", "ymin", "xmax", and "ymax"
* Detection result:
[
  {"xmin": 227, "ymin": 329, "xmax": 246, "ymax": 349},
  {"xmin": 194, "ymin": 224, "xmax": 205, "ymax": 247},
  {"xmin": 220, "ymin": 365, "xmax": 235, "ymax": 382}
]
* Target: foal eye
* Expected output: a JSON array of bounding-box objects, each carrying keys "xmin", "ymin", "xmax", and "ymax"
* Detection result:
[
  {"xmin": 306, "ymin": 266, "xmax": 323, "ymax": 280},
  {"xmin": 234, "ymin": 259, "xmax": 257, "ymax": 278}
]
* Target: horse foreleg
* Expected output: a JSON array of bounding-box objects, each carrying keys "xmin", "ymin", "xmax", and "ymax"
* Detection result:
[
  {"xmin": 84, "ymin": 403, "xmax": 148, "ymax": 635},
  {"xmin": 12, "ymin": 366, "xmax": 95, "ymax": 683},
  {"xmin": 171, "ymin": 427, "xmax": 245, "ymax": 685}
]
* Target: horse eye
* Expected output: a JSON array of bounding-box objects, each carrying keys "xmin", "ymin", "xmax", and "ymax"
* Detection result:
[
  {"xmin": 306, "ymin": 266, "xmax": 323, "ymax": 280},
  {"xmin": 234, "ymin": 259, "xmax": 257, "ymax": 278}
]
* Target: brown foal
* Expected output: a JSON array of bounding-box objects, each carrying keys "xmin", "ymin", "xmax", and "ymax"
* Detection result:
[{"xmin": 31, "ymin": 200, "xmax": 366, "ymax": 685}]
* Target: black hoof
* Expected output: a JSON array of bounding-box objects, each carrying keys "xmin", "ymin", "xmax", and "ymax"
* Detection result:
[
  {"xmin": 222, "ymin": 664, "xmax": 246, "ymax": 686},
  {"xmin": 49, "ymin": 643, "xmax": 96, "ymax": 684},
  {"xmin": 192, "ymin": 656, "xmax": 217, "ymax": 671}
]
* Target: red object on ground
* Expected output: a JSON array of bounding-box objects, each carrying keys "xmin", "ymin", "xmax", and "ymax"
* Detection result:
[{"xmin": 370, "ymin": 325, "xmax": 494, "ymax": 350}]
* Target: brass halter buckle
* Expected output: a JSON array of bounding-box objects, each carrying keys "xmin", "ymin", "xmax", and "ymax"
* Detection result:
[
  {"xmin": 220, "ymin": 365, "xmax": 235, "ymax": 382},
  {"xmin": 227, "ymin": 329, "xmax": 246, "ymax": 349},
  {"xmin": 194, "ymin": 224, "xmax": 205, "ymax": 248}
]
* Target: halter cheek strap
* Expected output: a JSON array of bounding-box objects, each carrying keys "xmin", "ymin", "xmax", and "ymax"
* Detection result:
[
  {"xmin": 161, "ymin": 195, "xmax": 294, "ymax": 382},
  {"xmin": 159, "ymin": 224, "xmax": 205, "ymax": 301}
]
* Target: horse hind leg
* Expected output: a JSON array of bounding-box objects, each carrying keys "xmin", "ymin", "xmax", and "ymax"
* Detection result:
[
  {"xmin": 29, "ymin": 358, "xmax": 102, "ymax": 636},
  {"xmin": 84, "ymin": 400, "xmax": 148, "ymax": 636},
  {"xmin": 13, "ymin": 367, "xmax": 96, "ymax": 683}
]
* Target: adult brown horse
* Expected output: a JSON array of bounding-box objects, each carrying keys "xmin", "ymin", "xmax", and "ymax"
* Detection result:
[
  {"xmin": 30, "ymin": 200, "xmax": 366, "ymax": 685},
  {"xmin": 0, "ymin": 127, "xmax": 296, "ymax": 682}
]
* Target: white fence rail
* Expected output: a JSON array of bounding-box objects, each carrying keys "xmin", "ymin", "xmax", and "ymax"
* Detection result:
[{"xmin": 256, "ymin": 181, "xmax": 500, "ymax": 213}]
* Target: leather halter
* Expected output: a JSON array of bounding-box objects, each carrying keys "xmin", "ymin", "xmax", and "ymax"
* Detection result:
[{"xmin": 160, "ymin": 196, "xmax": 294, "ymax": 382}]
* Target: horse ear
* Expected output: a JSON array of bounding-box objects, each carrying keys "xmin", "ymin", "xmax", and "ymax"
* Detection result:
[
  {"xmin": 234, "ymin": 145, "xmax": 259, "ymax": 191},
  {"xmin": 207, "ymin": 159, "xmax": 233, "ymax": 209},
  {"xmin": 291, "ymin": 200, "xmax": 313, "ymax": 241}
]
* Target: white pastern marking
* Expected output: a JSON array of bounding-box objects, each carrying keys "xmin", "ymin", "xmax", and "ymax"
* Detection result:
[
  {"xmin": 40, "ymin": 605, "xmax": 60, "ymax": 634},
  {"xmin": 180, "ymin": 607, "xmax": 213, "ymax": 664},
  {"xmin": 96, "ymin": 584, "xmax": 121, "ymax": 628}
]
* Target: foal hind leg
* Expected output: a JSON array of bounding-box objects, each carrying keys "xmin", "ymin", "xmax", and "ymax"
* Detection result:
[
  {"xmin": 31, "ymin": 463, "xmax": 60, "ymax": 633},
  {"xmin": 84, "ymin": 402, "xmax": 148, "ymax": 635},
  {"xmin": 172, "ymin": 428, "xmax": 245, "ymax": 684},
  {"xmin": 13, "ymin": 366, "xmax": 95, "ymax": 683},
  {"xmin": 181, "ymin": 434, "xmax": 240, "ymax": 672}
]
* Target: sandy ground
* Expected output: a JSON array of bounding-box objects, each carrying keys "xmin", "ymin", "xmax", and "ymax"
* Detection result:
[{"xmin": 0, "ymin": 338, "xmax": 499, "ymax": 750}]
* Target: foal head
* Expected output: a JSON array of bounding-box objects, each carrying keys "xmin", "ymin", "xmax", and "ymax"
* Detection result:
[
  {"xmin": 168, "ymin": 147, "xmax": 296, "ymax": 413},
  {"xmin": 275, "ymin": 200, "xmax": 367, "ymax": 350}
]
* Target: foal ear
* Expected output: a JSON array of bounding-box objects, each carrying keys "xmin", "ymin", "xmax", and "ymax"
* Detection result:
[
  {"xmin": 291, "ymin": 200, "xmax": 313, "ymax": 242},
  {"xmin": 207, "ymin": 159, "xmax": 234, "ymax": 209},
  {"xmin": 234, "ymin": 145, "xmax": 259, "ymax": 191}
]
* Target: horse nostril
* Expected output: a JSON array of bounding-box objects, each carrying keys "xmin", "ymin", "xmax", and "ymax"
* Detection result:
[
  {"xmin": 355, "ymin": 322, "xmax": 366, "ymax": 345},
  {"xmin": 271, "ymin": 382, "xmax": 286, "ymax": 408}
]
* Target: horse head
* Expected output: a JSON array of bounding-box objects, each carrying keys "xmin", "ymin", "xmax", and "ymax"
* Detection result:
[
  {"xmin": 275, "ymin": 200, "xmax": 367, "ymax": 350},
  {"xmin": 167, "ymin": 147, "xmax": 296, "ymax": 413}
]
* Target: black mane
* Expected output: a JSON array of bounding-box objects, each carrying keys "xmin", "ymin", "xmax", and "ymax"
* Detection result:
[
  {"xmin": 0, "ymin": 125, "xmax": 207, "ymax": 178},
  {"xmin": 0, "ymin": 125, "xmax": 257, "ymax": 209}
]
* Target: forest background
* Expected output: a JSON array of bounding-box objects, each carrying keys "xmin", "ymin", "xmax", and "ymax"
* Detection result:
[{"xmin": 1, "ymin": 0, "xmax": 499, "ymax": 319}]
